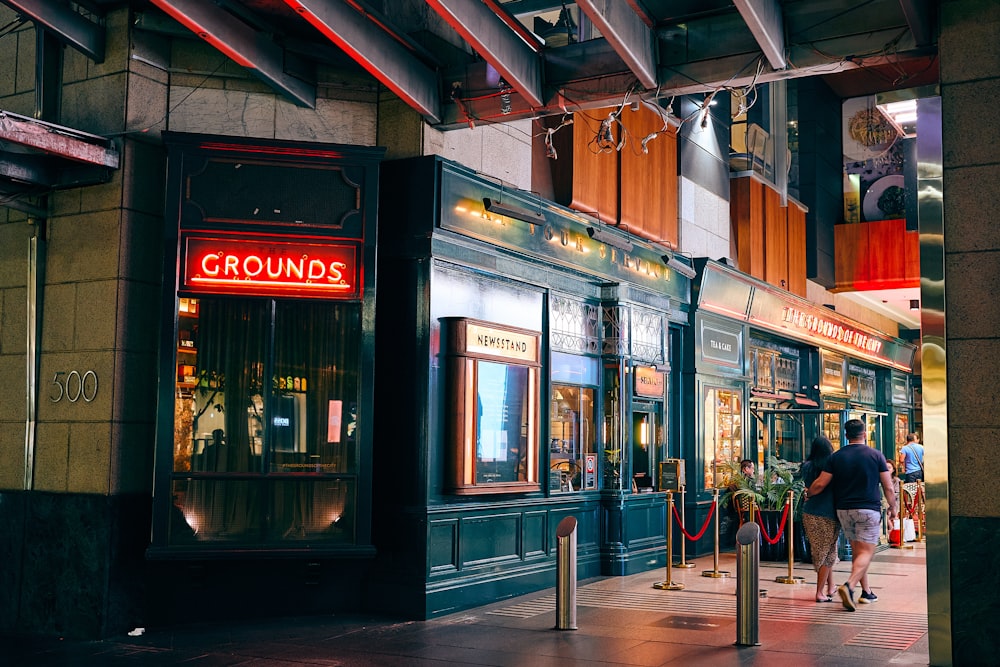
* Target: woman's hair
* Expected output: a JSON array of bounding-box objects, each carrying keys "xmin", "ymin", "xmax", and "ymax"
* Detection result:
[{"xmin": 807, "ymin": 435, "xmax": 834, "ymax": 470}]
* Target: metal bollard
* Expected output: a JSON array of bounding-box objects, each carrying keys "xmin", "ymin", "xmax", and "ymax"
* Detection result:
[
  {"xmin": 555, "ymin": 516, "xmax": 578, "ymax": 630},
  {"xmin": 735, "ymin": 521, "xmax": 761, "ymax": 647}
]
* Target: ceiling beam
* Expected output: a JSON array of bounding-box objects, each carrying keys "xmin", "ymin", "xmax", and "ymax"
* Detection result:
[
  {"xmin": 426, "ymin": 0, "xmax": 545, "ymax": 109},
  {"xmin": 576, "ymin": 0, "xmax": 656, "ymax": 90},
  {"xmin": 435, "ymin": 29, "xmax": 929, "ymax": 129},
  {"xmin": 733, "ymin": 0, "xmax": 786, "ymax": 70},
  {"xmin": 897, "ymin": 0, "xmax": 934, "ymax": 48},
  {"xmin": 150, "ymin": 0, "xmax": 316, "ymax": 108},
  {"xmin": 1, "ymin": 0, "xmax": 104, "ymax": 62},
  {"xmin": 285, "ymin": 0, "xmax": 440, "ymax": 123}
]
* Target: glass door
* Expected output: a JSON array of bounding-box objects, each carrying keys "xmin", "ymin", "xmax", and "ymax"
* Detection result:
[
  {"xmin": 849, "ymin": 409, "xmax": 886, "ymax": 453},
  {"xmin": 631, "ymin": 408, "xmax": 657, "ymax": 492}
]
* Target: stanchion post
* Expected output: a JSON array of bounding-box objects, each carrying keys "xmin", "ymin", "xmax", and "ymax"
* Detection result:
[
  {"xmin": 775, "ymin": 489, "xmax": 805, "ymax": 584},
  {"xmin": 891, "ymin": 482, "xmax": 914, "ymax": 550},
  {"xmin": 735, "ymin": 521, "xmax": 761, "ymax": 647},
  {"xmin": 674, "ymin": 485, "xmax": 695, "ymax": 568},
  {"xmin": 554, "ymin": 516, "xmax": 578, "ymax": 630},
  {"xmin": 654, "ymin": 492, "xmax": 685, "ymax": 590},
  {"xmin": 702, "ymin": 488, "xmax": 730, "ymax": 578},
  {"xmin": 917, "ymin": 481, "xmax": 926, "ymax": 542}
]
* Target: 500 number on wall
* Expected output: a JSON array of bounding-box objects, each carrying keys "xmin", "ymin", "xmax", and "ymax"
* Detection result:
[{"xmin": 50, "ymin": 370, "xmax": 99, "ymax": 403}]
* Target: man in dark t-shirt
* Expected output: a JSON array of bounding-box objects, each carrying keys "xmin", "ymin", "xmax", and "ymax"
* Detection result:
[{"xmin": 805, "ymin": 419, "xmax": 898, "ymax": 611}]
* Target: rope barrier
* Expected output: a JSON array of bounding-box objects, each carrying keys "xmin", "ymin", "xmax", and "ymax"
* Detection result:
[
  {"xmin": 671, "ymin": 499, "xmax": 716, "ymax": 541},
  {"xmin": 756, "ymin": 502, "xmax": 790, "ymax": 545}
]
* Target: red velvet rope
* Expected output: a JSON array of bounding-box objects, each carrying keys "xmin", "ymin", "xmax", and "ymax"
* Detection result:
[
  {"xmin": 903, "ymin": 486, "xmax": 925, "ymax": 514},
  {"xmin": 671, "ymin": 499, "xmax": 716, "ymax": 541},
  {"xmin": 756, "ymin": 502, "xmax": 791, "ymax": 545}
]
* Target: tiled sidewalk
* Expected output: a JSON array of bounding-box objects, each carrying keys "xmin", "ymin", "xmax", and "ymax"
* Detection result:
[{"xmin": 4, "ymin": 544, "xmax": 928, "ymax": 666}]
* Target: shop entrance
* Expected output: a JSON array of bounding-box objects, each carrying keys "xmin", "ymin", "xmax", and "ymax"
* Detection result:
[
  {"xmin": 751, "ymin": 408, "xmax": 849, "ymax": 467},
  {"xmin": 752, "ymin": 407, "xmax": 892, "ymax": 465},
  {"xmin": 630, "ymin": 407, "xmax": 657, "ymax": 493}
]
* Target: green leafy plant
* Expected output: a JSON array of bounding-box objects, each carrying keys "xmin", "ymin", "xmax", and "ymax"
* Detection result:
[{"xmin": 721, "ymin": 455, "xmax": 804, "ymax": 513}]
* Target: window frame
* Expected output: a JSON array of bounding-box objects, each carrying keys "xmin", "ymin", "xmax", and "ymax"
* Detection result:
[{"xmin": 446, "ymin": 318, "xmax": 542, "ymax": 495}]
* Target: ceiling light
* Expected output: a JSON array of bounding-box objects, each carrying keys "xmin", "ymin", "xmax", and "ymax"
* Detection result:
[
  {"xmin": 482, "ymin": 198, "xmax": 545, "ymax": 226},
  {"xmin": 587, "ymin": 226, "xmax": 633, "ymax": 251},
  {"xmin": 662, "ymin": 252, "xmax": 697, "ymax": 279}
]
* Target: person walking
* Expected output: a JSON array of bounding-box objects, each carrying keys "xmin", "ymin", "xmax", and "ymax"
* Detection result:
[
  {"xmin": 800, "ymin": 436, "xmax": 841, "ymax": 603},
  {"xmin": 898, "ymin": 433, "xmax": 925, "ymax": 483},
  {"xmin": 806, "ymin": 419, "xmax": 898, "ymax": 611}
]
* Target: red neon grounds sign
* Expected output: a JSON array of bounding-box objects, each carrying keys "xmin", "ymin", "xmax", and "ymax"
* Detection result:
[{"xmin": 182, "ymin": 236, "xmax": 359, "ymax": 298}]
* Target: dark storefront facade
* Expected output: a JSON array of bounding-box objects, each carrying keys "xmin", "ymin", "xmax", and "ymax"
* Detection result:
[
  {"xmin": 683, "ymin": 259, "xmax": 916, "ymax": 555},
  {"xmin": 369, "ymin": 156, "xmax": 692, "ymax": 618},
  {"xmin": 147, "ymin": 133, "xmax": 385, "ymax": 623}
]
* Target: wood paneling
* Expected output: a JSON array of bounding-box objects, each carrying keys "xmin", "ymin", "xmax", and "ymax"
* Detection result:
[
  {"xmin": 787, "ymin": 202, "xmax": 807, "ymax": 297},
  {"xmin": 833, "ymin": 219, "xmax": 920, "ymax": 291},
  {"xmin": 732, "ymin": 176, "xmax": 808, "ymax": 296},
  {"xmin": 571, "ymin": 108, "xmax": 618, "ymax": 224},
  {"xmin": 620, "ymin": 105, "xmax": 678, "ymax": 247},
  {"xmin": 731, "ymin": 176, "xmax": 766, "ymax": 279},
  {"xmin": 764, "ymin": 186, "xmax": 787, "ymax": 289}
]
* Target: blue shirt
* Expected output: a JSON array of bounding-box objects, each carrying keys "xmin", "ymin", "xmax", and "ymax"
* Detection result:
[{"xmin": 900, "ymin": 442, "xmax": 924, "ymax": 474}]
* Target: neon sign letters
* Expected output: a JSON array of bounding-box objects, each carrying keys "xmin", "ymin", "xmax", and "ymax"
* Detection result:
[
  {"xmin": 781, "ymin": 307, "xmax": 883, "ymax": 355},
  {"xmin": 183, "ymin": 237, "xmax": 358, "ymax": 297}
]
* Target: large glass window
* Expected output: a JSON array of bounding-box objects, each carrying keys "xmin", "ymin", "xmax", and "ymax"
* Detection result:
[
  {"xmin": 703, "ymin": 387, "xmax": 743, "ymax": 490},
  {"xmin": 447, "ymin": 318, "xmax": 541, "ymax": 494},
  {"xmin": 169, "ymin": 296, "xmax": 360, "ymax": 546},
  {"xmin": 549, "ymin": 384, "xmax": 596, "ymax": 493},
  {"xmin": 476, "ymin": 361, "xmax": 530, "ymax": 485}
]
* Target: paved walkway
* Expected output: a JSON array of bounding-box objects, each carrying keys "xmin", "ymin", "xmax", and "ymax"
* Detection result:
[{"xmin": 4, "ymin": 543, "xmax": 928, "ymax": 666}]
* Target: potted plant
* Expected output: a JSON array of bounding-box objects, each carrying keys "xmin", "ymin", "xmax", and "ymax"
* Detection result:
[{"xmin": 721, "ymin": 456, "xmax": 804, "ymax": 559}]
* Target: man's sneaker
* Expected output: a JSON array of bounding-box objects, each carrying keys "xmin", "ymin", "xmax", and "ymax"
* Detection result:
[
  {"xmin": 837, "ymin": 584, "xmax": 856, "ymax": 611},
  {"xmin": 858, "ymin": 590, "xmax": 878, "ymax": 604}
]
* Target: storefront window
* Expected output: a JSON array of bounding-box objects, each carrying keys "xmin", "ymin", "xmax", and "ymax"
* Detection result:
[
  {"xmin": 549, "ymin": 384, "xmax": 596, "ymax": 492},
  {"xmin": 447, "ymin": 318, "xmax": 541, "ymax": 494},
  {"xmin": 476, "ymin": 361, "xmax": 530, "ymax": 484},
  {"xmin": 848, "ymin": 366, "xmax": 877, "ymax": 404},
  {"xmin": 703, "ymin": 387, "xmax": 742, "ymax": 489},
  {"xmin": 169, "ymin": 296, "xmax": 360, "ymax": 546}
]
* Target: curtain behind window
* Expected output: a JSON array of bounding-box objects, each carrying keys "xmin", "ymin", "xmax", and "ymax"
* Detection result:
[{"xmin": 171, "ymin": 298, "xmax": 361, "ymax": 546}]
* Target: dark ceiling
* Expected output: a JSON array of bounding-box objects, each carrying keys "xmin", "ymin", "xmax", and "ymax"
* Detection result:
[{"xmin": 3, "ymin": 0, "xmax": 939, "ymax": 130}]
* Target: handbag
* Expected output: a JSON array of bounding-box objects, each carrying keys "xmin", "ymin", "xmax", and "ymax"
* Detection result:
[
  {"xmin": 902, "ymin": 517, "xmax": 916, "ymax": 542},
  {"xmin": 892, "ymin": 517, "xmax": 918, "ymax": 542}
]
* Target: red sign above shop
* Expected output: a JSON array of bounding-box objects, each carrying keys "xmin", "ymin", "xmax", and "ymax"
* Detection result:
[{"xmin": 182, "ymin": 236, "xmax": 359, "ymax": 298}]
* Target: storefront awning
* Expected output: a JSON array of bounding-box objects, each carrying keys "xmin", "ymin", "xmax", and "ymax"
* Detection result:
[
  {"xmin": 749, "ymin": 389, "xmax": 785, "ymax": 402},
  {"xmin": 0, "ymin": 110, "xmax": 119, "ymax": 215},
  {"xmin": 791, "ymin": 394, "xmax": 819, "ymax": 407}
]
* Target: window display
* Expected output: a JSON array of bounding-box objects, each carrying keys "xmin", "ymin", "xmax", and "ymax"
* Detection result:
[
  {"xmin": 894, "ymin": 413, "xmax": 909, "ymax": 457},
  {"xmin": 169, "ymin": 296, "xmax": 360, "ymax": 545},
  {"xmin": 703, "ymin": 387, "xmax": 742, "ymax": 489},
  {"xmin": 549, "ymin": 384, "xmax": 595, "ymax": 493}
]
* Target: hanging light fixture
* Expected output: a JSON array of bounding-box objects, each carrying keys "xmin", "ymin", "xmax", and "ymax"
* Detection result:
[
  {"xmin": 482, "ymin": 198, "xmax": 545, "ymax": 226},
  {"xmin": 587, "ymin": 225, "xmax": 633, "ymax": 251},
  {"xmin": 661, "ymin": 251, "xmax": 697, "ymax": 278}
]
